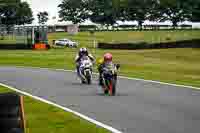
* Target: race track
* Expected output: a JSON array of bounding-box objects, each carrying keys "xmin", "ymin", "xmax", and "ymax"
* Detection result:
[{"xmin": 0, "ymin": 66, "xmax": 200, "ymax": 133}]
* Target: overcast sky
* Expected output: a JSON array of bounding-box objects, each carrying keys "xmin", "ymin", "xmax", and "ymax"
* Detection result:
[{"xmin": 23, "ymin": 0, "xmax": 62, "ymax": 24}]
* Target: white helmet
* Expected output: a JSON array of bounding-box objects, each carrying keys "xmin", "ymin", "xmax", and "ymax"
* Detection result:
[{"xmin": 79, "ymin": 47, "xmax": 88, "ymax": 56}]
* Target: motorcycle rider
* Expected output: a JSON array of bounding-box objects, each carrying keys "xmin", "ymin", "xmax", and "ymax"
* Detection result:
[
  {"xmin": 75, "ymin": 47, "xmax": 95, "ymax": 77},
  {"xmin": 97, "ymin": 53, "xmax": 120, "ymax": 86}
]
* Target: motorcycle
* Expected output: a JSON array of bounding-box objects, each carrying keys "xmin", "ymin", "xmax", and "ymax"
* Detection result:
[
  {"xmin": 79, "ymin": 56, "xmax": 93, "ymax": 84},
  {"xmin": 101, "ymin": 64, "xmax": 120, "ymax": 96}
]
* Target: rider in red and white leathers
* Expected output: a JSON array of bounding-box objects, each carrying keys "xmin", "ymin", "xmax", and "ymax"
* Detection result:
[{"xmin": 98, "ymin": 53, "xmax": 119, "ymax": 86}]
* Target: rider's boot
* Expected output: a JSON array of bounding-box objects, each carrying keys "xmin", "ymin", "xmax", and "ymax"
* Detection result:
[{"xmin": 77, "ymin": 66, "xmax": 81, "ymax": 77}]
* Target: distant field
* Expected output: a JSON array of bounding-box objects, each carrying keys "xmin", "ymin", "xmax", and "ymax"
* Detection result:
[
  {"xmin": 0, "ymin": 85, "xmax": 110, "ymax": 133},
  {"xmin": 0, "ymin": 35, "xmax": 16, "ymax": 44},
  {"xmin": 48, "ymin": 30, "xmax": 200, "ymax": 47},
  {"xmin": 1, "ymin": 30, "xmax": 200, "ymax": 47},
  {"xmin": 0, "ymin": 48, "xmax": 199, "ymax": 88}
]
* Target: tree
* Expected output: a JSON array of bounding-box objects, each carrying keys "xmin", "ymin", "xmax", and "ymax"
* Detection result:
[
  {"xmin": 58, "ymin": 0, "xmax": 122, "ymax": 27},
  {"xmin": 0, "ymin": 0, "xmax": 20, "ymax": 24},
  {"xmin": 0, "ymin": 0, "xmax": 33, "ymax": 32},
  {"xmin": 148, "ymin": 0, "xmax": 163, "ymax": 22},
  {"xmin": 117, "ymin": 0, "xmax": 129, "ymax": 22},
  {"xmin": 88, "ymin": 0, "xmax": 120, "ymax": 28},
  {"xmin": 16, "ymin": 2, "xmax": 34, "ymax": 25},
  {"xmin": 1, "ymin": 4, "xmax": 19, "ymax": 32},
  {"xmin": 125, "ymin": 0, "xmax": 158, "ymax": 29},
  {"xmin": 158, "ymin": 0, "xmax": 192, "ymax": 27},
  {"xmin": 57, "ymin": 0, "xmax": 195, "ymax": 29},
  {"xmin": 58, "ymin": 0, "xmax": 89, "ymax": 24},
  {"xmin": 192, "ymin": 0, "xmax": 200, "ymax": 22},
  {"xmin": 37, "ymin": 11, "xmax": 49, "ymax": 25}
]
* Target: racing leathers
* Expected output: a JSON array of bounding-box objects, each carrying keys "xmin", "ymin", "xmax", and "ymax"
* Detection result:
[
  {"xmin": 75, "ymin": 53, "xmax": 95, "ymax": 77},
  {"xmin": 98, "ymin": 61, "xmax": 118, "ymax": 86}
]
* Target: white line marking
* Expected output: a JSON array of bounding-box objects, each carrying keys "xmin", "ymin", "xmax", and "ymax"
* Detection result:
[
  {"xmin": 13, "ymin": 66, "xmax": 200, "ymax": 90},
  {"xmin": 0, "ymin": 83, "xmax": 122, "ymax": 133},
  {"xmin": 118, "ymin": 76, "xmax": 200, "ymax": 90}
]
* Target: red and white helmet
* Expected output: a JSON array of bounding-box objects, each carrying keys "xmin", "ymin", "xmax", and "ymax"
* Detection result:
[{"xmin": 104, "ymin": 53, "xmax": 112, "ymax": 62}]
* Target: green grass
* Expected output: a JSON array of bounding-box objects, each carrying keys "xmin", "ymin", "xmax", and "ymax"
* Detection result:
[
  {"xmin": 48, "ymin": 30, "xmax": 200, "ymax": 47},
  {"xmin": 0, "ymin": 85, "xmax": 110, "ymax": 133},
  {"xmin": 0, "ymin": 35, "xmax": 16, "ymax": 44},
  {"xmin": 0, "ymin": 48, "xmax": 200, "ymax": 88},
  {"xmin": 1, "ymin": 30, "xmax": 200, "ymax": 47}
]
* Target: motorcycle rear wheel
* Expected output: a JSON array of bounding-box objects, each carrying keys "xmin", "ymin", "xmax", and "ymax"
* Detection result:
[{"xmin": 112, "ymin": 79, "xmax": 116, "ymax": 96}]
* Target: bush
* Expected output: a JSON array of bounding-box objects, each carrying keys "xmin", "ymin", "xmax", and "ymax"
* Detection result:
[
  {"xmin": 0, "ymin": 44, "xmax": 31, "ymax": 49},
  {"xmin": 98, "ymin": 39, "xmax": 200, "ymax": 50}
]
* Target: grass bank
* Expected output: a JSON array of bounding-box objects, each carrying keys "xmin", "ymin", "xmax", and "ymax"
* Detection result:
[{"xmin": 0, "ymin": 85, "xmax": 110, "ymax": 133}]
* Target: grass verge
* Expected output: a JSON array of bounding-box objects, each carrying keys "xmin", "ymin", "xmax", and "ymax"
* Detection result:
[
  {"xmin": 48, "ymin": 30, "xmax": 200, "ymax": 47},
  {"xmin": 0, "ymin": 35, "xmax": 16, "ymax": 44},
  {"xmin": 0, "ymin": 85, "xmax": 110, "ymax": 133},
  {"xmin": 1, "ymin": 30, "xmax": 200, "ymax": 47}
]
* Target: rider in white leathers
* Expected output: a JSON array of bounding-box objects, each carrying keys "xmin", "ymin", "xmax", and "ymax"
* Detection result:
[{"xmin": 75, "ymin": 47, "xmax": 95, "ymax": 77}]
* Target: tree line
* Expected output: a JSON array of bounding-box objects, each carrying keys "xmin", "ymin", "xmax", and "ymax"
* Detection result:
[
  {"xmin": 0, "ymin": 0, "xmax": 50, "ymax": 33},
  {"xmin": 58, "ymin": 0, "xmax": 200, "ymax": 28},
  {"xmin": 0, "ymin": 0, "xmax": 33, "ymax": 30},
  {"xmin": 1, "ymin": 0, "xmax": 199, "ymax": 31}
]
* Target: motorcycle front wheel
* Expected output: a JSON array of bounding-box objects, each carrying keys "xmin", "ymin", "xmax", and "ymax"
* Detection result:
[{"xmin": 85, "ymin": 70, "xmax": 92, "ymax": 85}]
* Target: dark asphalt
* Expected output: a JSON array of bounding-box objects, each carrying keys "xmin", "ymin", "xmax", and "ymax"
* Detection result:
[{"xmin": 0, "ymin": 67, "xmax": 200, "ymax": 133}]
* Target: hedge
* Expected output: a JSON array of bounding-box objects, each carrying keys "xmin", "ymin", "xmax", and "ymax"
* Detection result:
[
  {"xmin": 98, "ymin": 39, "xmax": 200, "ymax": 50},
  {"xmin": 0, "ymin": 44, "xmax": 51, "ymax": 50},
  {"xmin": 0, "ymin": 44, "xmax": 31, "ymax": 50}
]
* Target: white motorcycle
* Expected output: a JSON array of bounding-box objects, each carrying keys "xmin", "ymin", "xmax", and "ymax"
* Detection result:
[{"xmin": 79, "ymin": 56, "xmax": 93, "ymax": 84}]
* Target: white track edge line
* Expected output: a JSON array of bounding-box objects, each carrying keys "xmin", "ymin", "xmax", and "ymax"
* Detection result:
[
  {"xmin": 0, "ymin": 83, "xmax": 122, "ymax": 133},
  {"xmin": 14, "ymin": 66, "xmax": 200, "ymax": 90}
]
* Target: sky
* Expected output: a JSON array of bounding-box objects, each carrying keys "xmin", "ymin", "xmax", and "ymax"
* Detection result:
[{"xmin": 23, "ymin": 0, "xmax": 62, "ymax": 24}]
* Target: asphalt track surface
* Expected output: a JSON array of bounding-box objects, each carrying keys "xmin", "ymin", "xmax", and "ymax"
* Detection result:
[{"xmin": 0, "ymin": 66, "xmax": 200, "ymax": 133}]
